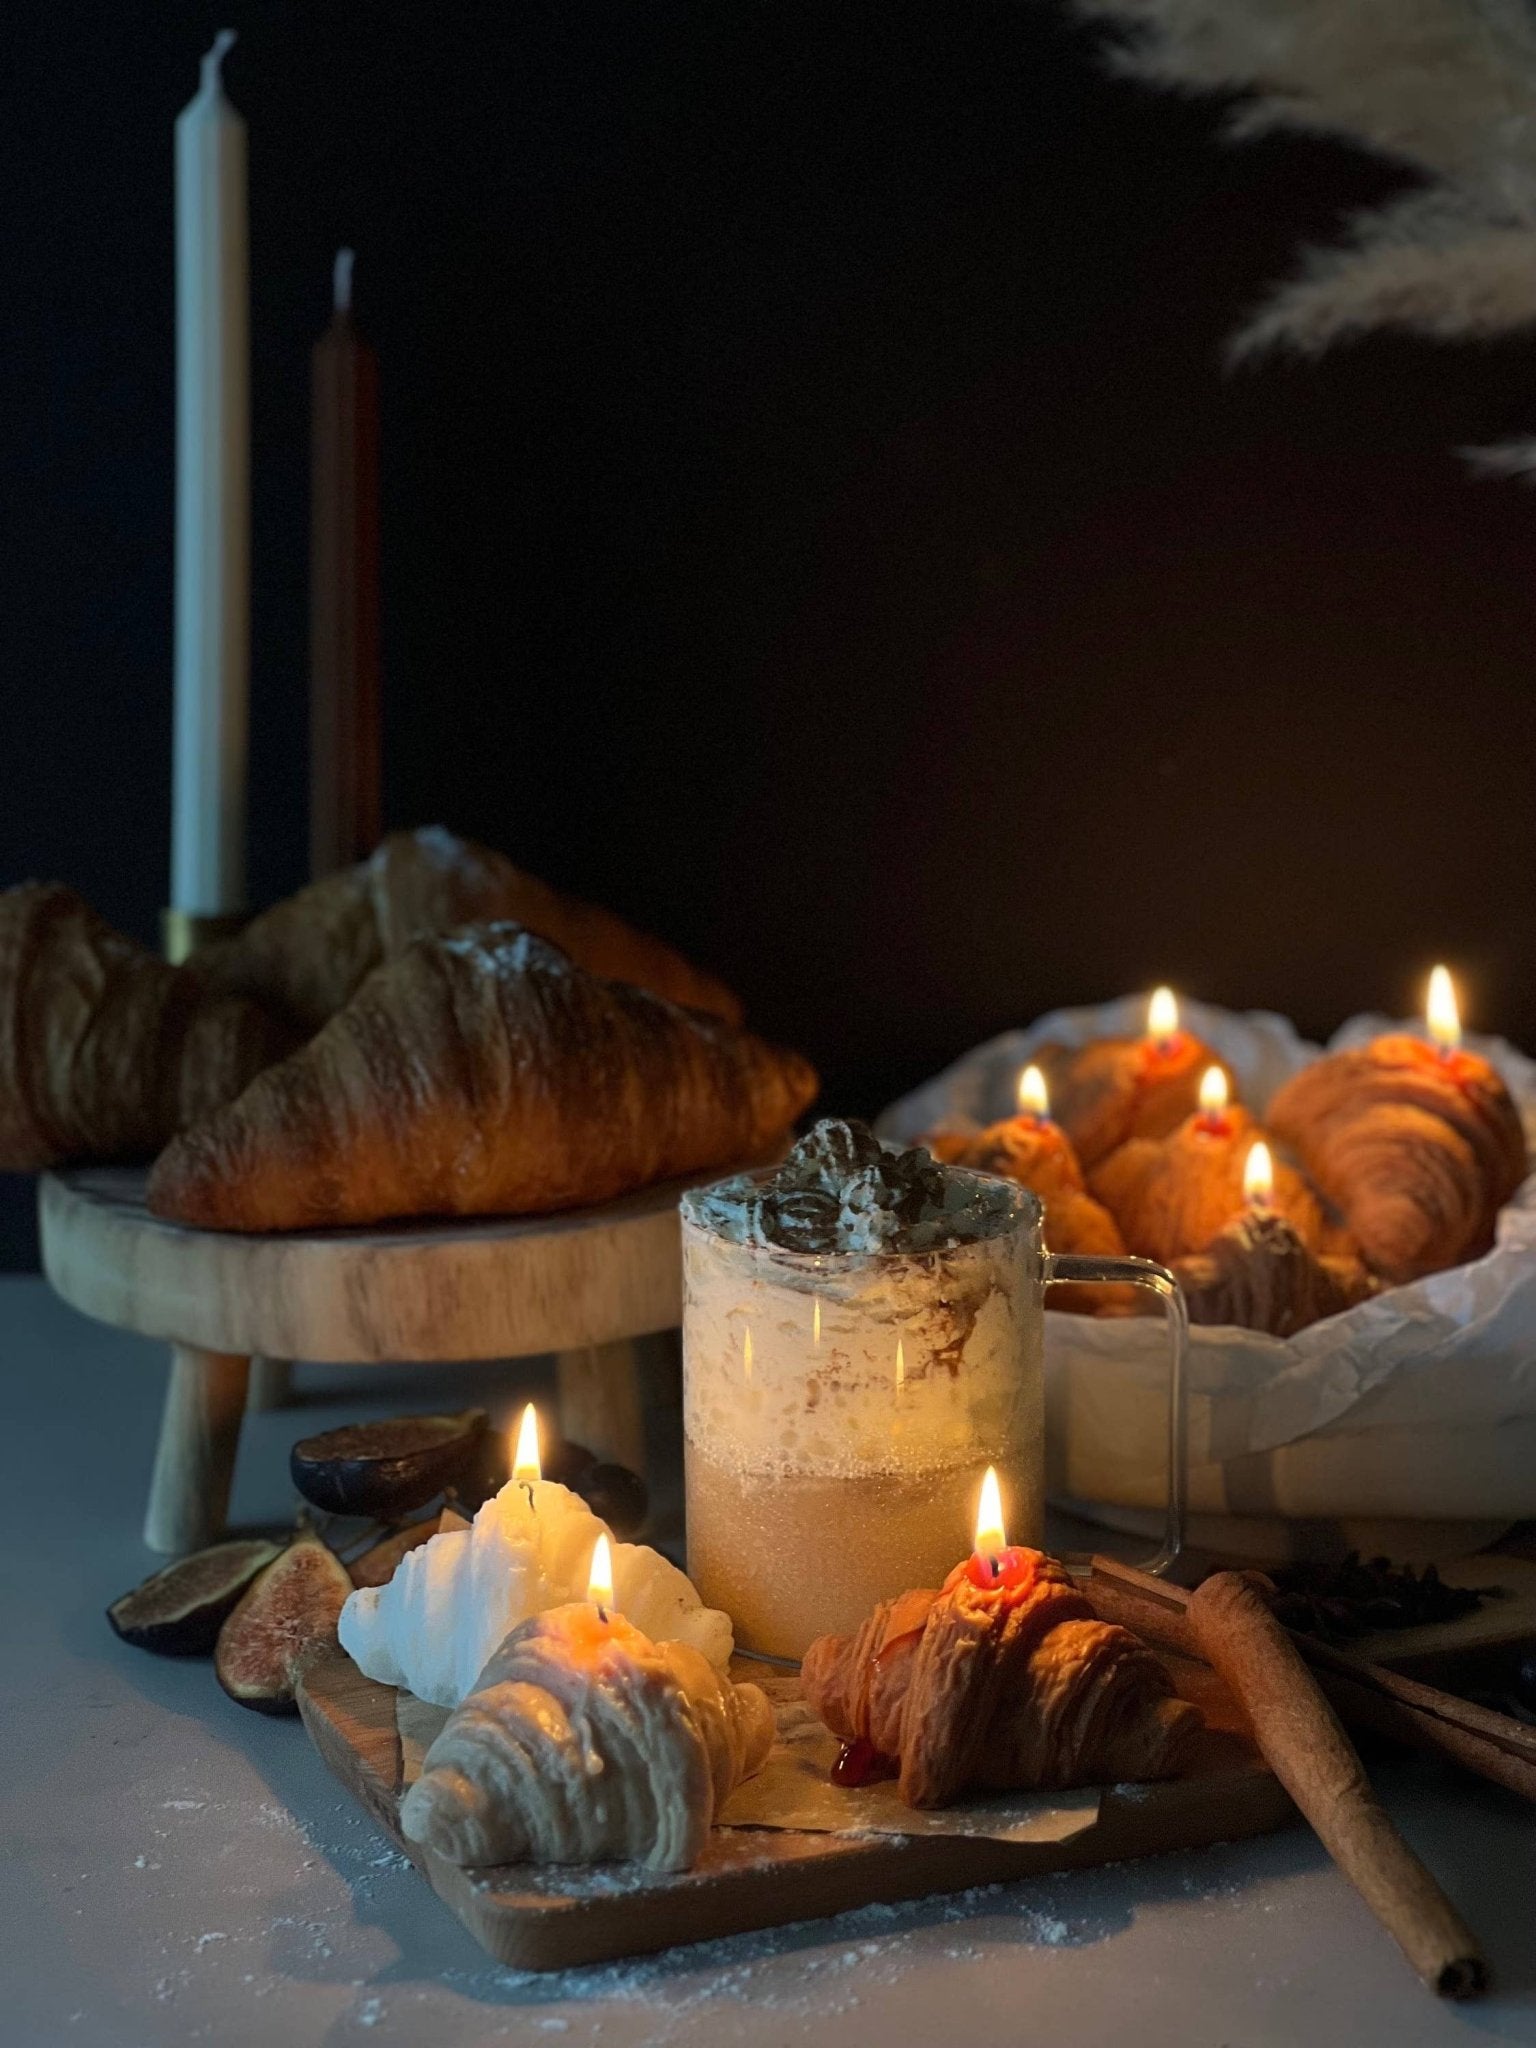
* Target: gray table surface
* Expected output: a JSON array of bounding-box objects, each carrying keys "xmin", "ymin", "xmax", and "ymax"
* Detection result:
[{"xmin": 4, "ymin": 1274, "xmax": 1535, "ymax": 2048}]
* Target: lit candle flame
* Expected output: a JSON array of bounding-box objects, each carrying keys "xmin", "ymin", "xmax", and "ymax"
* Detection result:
[
  {"xmin": 512, "ymin": 1402, "xmax": 541, "ymax": 1483},
  {"xmin": 1017, "ymin": 1063, "xmax": 1050, "ymax": 1118},
  {"xmin": 1427, "ymin": 965, "xmax": 1461, "ymax": 1053},
  {"xmin": 743, "ymin": 1325, "xmax": 753, "ymax": 1383},
  {"xmin": 1243, "ymin": 1140, "xmax": 1274, "ymax": 1209},
  {"xmin": 587, "ymin": 1531, "xmax": 614, "ymax": 1613},
  {"xmin": 1147, "ymin": 986, "xmax": 1179, "ymax": 1043},
  {"xmin": 974, "ymin": 1465, "xmax": 1006, "ymax": 1555},
  {"xmin": 1198, "ymin": 1065, "xmax": 1228, "ymax": 1119}
]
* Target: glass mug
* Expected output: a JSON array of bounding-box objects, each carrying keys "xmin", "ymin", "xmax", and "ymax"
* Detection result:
[{"xmin": 681, "ymin": 1174, "xmax": 1186, "ymax": 1661}]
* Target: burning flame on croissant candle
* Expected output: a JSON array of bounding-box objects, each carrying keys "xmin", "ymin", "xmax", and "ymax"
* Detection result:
[
  {"xmin": 1197, "ymin": 1064, "xmax": 1229, "ymax": 1132},
  {"xmin": 587, "ymin": 1532, "xmax": 614, "ymax": 1619},
  {"xmin": 1428, "ymin": 965, "xmax": 1461, "ymax": 1054},
  {"xmin": 966, "ymin": 1466, "xmax": 1032, "ymax": 1590},
  {"xmin": 1017, "ymin": 1063, "xmax": 1050, "ymax": 1119},
  {"xmin": 1243, "ymin": 1140, "xmax": 1274, "ymax": 1210},
  {"xmin": 1147, "ymin": 986, "xmax": 1179, "ymax": 1046},
  {"xmin": 512, "ymin": 1402, "xmax": 542, "ymax": 1483}
]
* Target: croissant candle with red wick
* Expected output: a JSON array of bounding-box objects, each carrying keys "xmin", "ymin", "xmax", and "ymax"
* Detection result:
[
  {"xmin": 1172, "ymin": 1142, "xmax": 1377, "ymax": 1337},
  {"xmin": 801, "ymin": 1469, "xmax": 1201, "ymax": 1808},
  {"xmin": 1267, "ymin": 967, "xmax": 1527, "ymax": 1283},
  {"xmin": 1033, "ymin": 987, "xmax": 1234, "ymax": 1170},
  {"xmin": 931, "ymin": 1067, "xmax": 1126, "ymax": 1311},
  {"xmin": 1088, "ymin": 1065, "xmax": 1324, "ymax": 1265}
]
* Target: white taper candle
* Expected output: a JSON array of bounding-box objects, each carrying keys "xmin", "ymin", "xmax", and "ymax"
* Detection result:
[{"xmin": 171, "ymin": 30, "xmax": 249, "ymax": 916}]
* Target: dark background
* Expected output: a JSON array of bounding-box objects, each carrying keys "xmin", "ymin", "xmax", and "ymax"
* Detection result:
[{"xmin": 5, "ymin": 1, "xmax": 1536, "ymax": 1269}]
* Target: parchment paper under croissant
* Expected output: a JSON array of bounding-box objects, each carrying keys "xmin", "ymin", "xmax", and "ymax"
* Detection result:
[
  {"xmin": 1267, "ymin": 1038, "xmax": 1527, "ymax": 1282},
  {"xmin": 0, "ymin": 881, "xmax": 296, "ymax": 1171},
  {"xmin": 399, "ymin": 1605, "xmax": 774, "ymax": 1872},
  {"xmin": 187, "ymin": 825, "xmax": 742, "ymax": 1031},
  {"xmin": 800, "ymin": 1547, "xmax": 1200, "ymax": 1808},
  {"xmin": 147, "ymin": 924, "xmax": 817, "ymax": 1231}
]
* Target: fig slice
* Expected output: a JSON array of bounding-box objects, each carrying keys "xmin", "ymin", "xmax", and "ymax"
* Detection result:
[
  {"xmin": 107, "ymin": 1538, "xmax": 282, "ymax": 1656},
  {"xmin": 215, "ymin": 1529, "xmax": 353, "ymax": 1714},
  {"xmin": 348, "ymin": 1513, "xmax": 443, "ymax": 1589},
  {"xmin": 289, "ymin": 1409, "xmax": 490, "ymax": 1519}
]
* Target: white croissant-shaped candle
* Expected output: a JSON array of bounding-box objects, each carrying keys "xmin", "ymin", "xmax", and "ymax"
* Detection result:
[{"xmin": 338, "ymin": 1407, "xmax": 733, "ymax": 1706}]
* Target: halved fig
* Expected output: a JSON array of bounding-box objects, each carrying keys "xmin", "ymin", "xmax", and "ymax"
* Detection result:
[
  {"xmin": 215, "ymin": 1529, "xmax": 353, "ymax": 1713},
  {"xmin": 289, "ymin": 1409, "xmax": 489, "ymax": 1518},
  {"xmin": 107, "ymin": 1538, "xmax": 281, "ymax": 1656},
  {"xmin": 573, "ymin": 1462, "xmax": 649, "ymax": 1537},
  {"xmin": 348, "ymin": 1513, "xmax": 443, "ymax": 1589}
]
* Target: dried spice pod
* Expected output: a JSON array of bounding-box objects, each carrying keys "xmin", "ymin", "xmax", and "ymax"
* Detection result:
[
  {"xmin": 107, "ymin": 1538, "xmax": 281, "ymax": 1656},
  {"xmin": 215, "ymin": 1529, "xmax": 353, "ymax": 1713},
  {"xmin": 290, "ymin": 1409, "xmax": 489, "ymax": 1519},
  {"xmin": 348, "ymin": 1514, "xmax": 442, "ymax": 1589}
]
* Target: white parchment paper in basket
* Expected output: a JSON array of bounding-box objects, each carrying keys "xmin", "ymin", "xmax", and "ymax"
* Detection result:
[{"xmin": 876, "ymin": 998, "xmax": 1536, "ymax": 1518}]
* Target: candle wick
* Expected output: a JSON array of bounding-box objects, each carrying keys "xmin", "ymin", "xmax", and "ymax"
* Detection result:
[
  {"xmin": 200, "ymin": 28, "xmax": 236, "ymax": 94},
  {"xmin": 597, "ymin": 1605, "xmax": 609, "ymax": 1625},
  {"xmin": 333, "ymin": 247, "xmax": 355, "ymax": 316},
  {"xmin": 521, "ymin": 1481, "xmax": 536, "ymax": 1511}
]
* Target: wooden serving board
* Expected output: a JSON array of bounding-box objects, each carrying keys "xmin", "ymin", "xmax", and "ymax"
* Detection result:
[
  {"xmin": 39, "ymin": 1161, "xmax": 749, "ymax": 1363},
  {"xmin": 297, "ymin": 1645, "xmax": 1295, "ymax": 1972}
]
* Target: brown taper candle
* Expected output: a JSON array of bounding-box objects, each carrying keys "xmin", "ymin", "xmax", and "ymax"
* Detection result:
[
  {"xmin": 1188, "ymin": 1570, "xmax": 1486, "ymax": 2000},
  {"xmin": 310, "ymin": 247, "xmax": 381, "ymax": 878}
]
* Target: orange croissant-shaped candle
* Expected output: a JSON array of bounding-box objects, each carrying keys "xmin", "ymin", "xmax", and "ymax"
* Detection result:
[
  {"xmin": 931, "ymin": 1066, "xmax": 1126, "ymax": 1311},
  {"xmin": 802, "ymin": 1476, "xmax": 1200, "ymax": 1808},
  {"xmin": 1034, "ymin": 990, "xmax": 1234, "ymax": 1170},
  {"xmin": 1089, "ymin": 1068, "xmax": 1324, "ymax": 1265},
  {"xmin": 1267, "ymin": 969, "xmax": 1527, "ymax": 1283}
]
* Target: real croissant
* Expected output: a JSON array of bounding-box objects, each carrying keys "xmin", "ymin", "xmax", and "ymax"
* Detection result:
[
  {"xmin": 801, "ymin": 1546, "xmax": 1200, "ymax": 1807},
  {"xmin": 147, "ymin": 924, "xmax": 817, "ymax": 1231},
  {"xmin": 188, "ymin": 825, "xmax": 741, "ymax": 1030},
  {"xmin": 1267, "ymin": 1038, "xmax": 1527, "ymax": 1282},
  {"xmin": 0, "ymin": 882, "xmax": 296, "ymax": 1170},
  {"xmin": 399, "ymin": 1604, "xmax": 774, "ymax": 1871}
]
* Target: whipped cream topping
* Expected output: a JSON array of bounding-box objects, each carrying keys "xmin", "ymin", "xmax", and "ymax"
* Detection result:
[{"xmin": 684, "ymin": 1117, "xmax": 1021, "ymax": 1255}]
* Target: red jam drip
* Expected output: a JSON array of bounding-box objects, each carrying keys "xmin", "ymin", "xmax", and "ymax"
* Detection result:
[
  {"xmin": 965, "ymin": 1545, "xmax": 1036, "ymax": 1592},
  {"xmin": 831, "ymin": 1738, "xmax": 898, "ymax": 1788}
]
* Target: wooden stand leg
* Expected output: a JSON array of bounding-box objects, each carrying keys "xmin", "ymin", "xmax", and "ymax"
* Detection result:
[
  {"xmin": 246, "ymin": 1357, "xmax": 295, "ymax": 1411},
  {"xmin": 144, "ymin": 1345, "xmax": 251, "ymax": 1554},
  {"xmin": 556, "ymin": 1340, "xmax": 647, "ymax": 1474}
]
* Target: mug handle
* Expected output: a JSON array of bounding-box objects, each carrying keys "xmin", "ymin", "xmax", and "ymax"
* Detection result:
[{"xmin": 1042, "ymin": 1253, "xmax": 1188, "ymax": 1578}]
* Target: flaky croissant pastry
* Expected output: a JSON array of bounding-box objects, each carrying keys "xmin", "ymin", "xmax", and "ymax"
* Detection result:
[
  {"xmin": 147, "ymin": 924, "xmax": 817, "ymax": 1231},
  {"xmin": 189, "ymin": 824, "xmax": 741, "ymax": 1030},
  {"xmin": 1089, "ymin": 1105, "xmax": 1324, "ymax": 1265},
  {"xmin": 399, "ymin": 1605, "xmax": 774, "ymax": 1871},
  {"xmin": 0, "ymin": 882, "xmax": 296, "ymax": 1171},
  {"xmin": 1266, "ymin": 1038, "xmax": 1527, "ymax": 1283},
  {"xmin": 801, "ymin": 1547, "xmax": 1200, "ymax": 1808},
  {"xmin": 1172, "ymin": 1209, "xmax": 1377, "ymax": 1337},
  {"xmin": 1035, "ymin": 1033, "xmax": 1233, "ymax": 1170}
]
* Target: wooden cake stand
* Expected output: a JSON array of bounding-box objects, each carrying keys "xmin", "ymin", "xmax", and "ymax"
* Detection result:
[{"xmin": 39, "ymin": 1165, "xmax": 714, "ymax": 1556}]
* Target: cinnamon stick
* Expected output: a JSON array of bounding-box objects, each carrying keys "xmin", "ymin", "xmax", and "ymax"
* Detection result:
[
  {"xmin": 1187, "ymin": 1571, "xmax": 1485, "ymax": 2000},
  {"xmin": 1087, "ymin": 1555, "xmax": 1536, "ymax": 1805}
]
